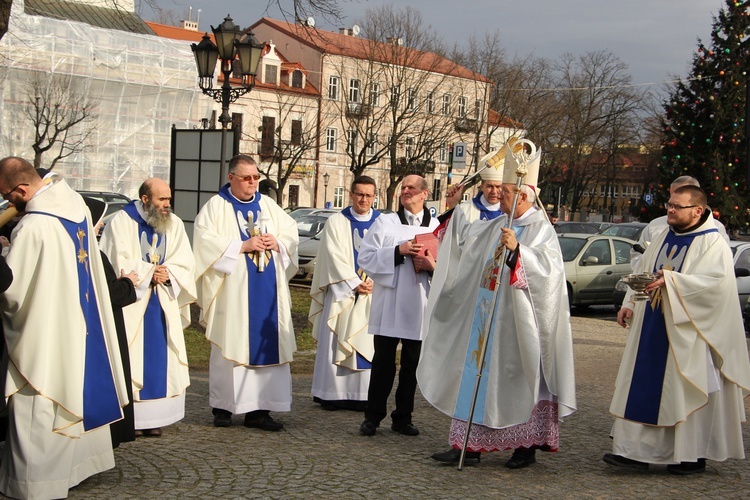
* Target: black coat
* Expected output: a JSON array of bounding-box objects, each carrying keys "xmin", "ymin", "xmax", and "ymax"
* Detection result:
[{"xmin": 100, "ymin": 252, "xmax": 138, "ymax": 448}]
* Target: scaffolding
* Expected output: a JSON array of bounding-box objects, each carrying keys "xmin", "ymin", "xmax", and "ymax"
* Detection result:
[{"xmin": 0, "ymin": 0, "xmax": 211, "ymax": 198}]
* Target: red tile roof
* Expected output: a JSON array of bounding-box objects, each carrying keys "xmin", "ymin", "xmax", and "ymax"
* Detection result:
[
  {"xmin": 251, "ymin": 17, "xmax": 487, "ymax": 82},
  {"xmin": 146, "ymin": 21, "xmax": 206, "ymax": 42}
]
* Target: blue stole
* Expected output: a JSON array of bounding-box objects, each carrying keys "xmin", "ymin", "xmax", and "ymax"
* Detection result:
[
  {"xmin": 341, "ymin": 207, "xmax": 381, "ymax": 369},
  {"xmin": 623, "ymin": 227, "xmax": 718, "ymax": 424},
  {"xmin": 218, "ymin": 185, "xmax": 280, "ymax": 366},
  {"xmin": 453, "ymin": 223, "xmax": 526, "ymax": 422},
  {"xmin": 472, "ymin": 193, "xmax": 503, "ymax": 221},
  {"xmin": 123, "ymin": 202, "xmax": 168, "ymax": 400},
  {"xmin": 54, "ymin": 217, "xmax": 121, "ymax": 431}
]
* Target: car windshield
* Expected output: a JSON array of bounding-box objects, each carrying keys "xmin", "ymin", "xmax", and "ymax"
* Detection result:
[
  {"xmin": 296, "ymin": 215, "xmax": 327, "ymax": 237},
  {"xmin": 558, "ymin": 237, "xmax": 587, "ymax": 262},
  {"xmin": 602, "ymin": 225, "xmax": 644, "ymax": 240}
]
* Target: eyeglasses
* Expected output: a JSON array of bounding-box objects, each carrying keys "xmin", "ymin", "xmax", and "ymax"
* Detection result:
[
  {"xmin": 230, "ymin": 173, "xmax": 261, "ymax": 182},
  {"xmin": 664, "ymin": 202, "xmax": 699, "ymax": 211},
  {"xmin": 351, "ymin": 191, "xmax": 375, "ymax": 199},
  {"xmin": 0, "ymin": 183, "xmax": 29, "ymax": 199}
]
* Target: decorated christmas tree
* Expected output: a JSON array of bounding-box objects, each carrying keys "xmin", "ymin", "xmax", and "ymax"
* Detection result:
[{"xmin": 659, "ymin": 0, "xmax": 749, "ymax": 230}]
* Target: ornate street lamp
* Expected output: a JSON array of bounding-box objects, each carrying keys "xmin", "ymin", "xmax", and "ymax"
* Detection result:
[
  {"xmin": 191, "ymin": 15, "xmax": 264, "ymax": 178},
  {"xmin": 323, "ymin": 172, "xmax": 330, "ymax": 208}
]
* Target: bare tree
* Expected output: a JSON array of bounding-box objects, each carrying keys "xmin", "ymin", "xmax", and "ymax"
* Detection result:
[
  {"xmin": 251, "ymin": 92, "xmax": 319, "ymax": 202},
  {"xmin": 23, "ymin": 73, "xmax": 98, "ymax": 169},
  {"xmin": 546, "ymin": 50, "xmax": 642, "ymax": 213},
  {"xmin": 328, "ymin": 5, "xmax": 475, "ymax": 209}
]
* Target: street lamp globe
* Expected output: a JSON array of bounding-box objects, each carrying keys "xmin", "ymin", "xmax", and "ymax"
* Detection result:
[
  {"xmin": 211, "ymin": 15, "xmax": 242, "ymax": 61},
  {"xmin": 323, "ymin": 172, "xmax": 330, "ymax": 187},
  {"xmin": 190, "ymin": 34, "xmax": 219, "ymax": 89}
]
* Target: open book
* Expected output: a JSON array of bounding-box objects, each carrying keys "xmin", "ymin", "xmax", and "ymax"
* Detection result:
[{"xmin": 412, "ymin": 232, "xmax": 438, "ymax": 273}]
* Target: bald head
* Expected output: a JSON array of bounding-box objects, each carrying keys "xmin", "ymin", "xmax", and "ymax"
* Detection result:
[
  {"xmin": 0, "ymin": 157, "xmax": 44, "ymax": 211},
  {"xmin": 139, "ymin": 177, "xmax": 173, "ymax": 233}
]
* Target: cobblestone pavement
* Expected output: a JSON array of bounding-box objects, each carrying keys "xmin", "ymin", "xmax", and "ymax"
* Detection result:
[{"xmin": 51, "ymin": 312, "xmax": 750, "ymax": 498}]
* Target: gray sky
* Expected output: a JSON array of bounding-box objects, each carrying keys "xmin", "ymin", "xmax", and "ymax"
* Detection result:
[{"xmin": 150, "ymin": 0, "xmax": 726, "ymax": 89}]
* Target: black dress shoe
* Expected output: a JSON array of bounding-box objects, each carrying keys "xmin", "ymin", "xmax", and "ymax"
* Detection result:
[
  {"xmin": 244, "ymin": 414, "xmax": 284, "ymax": 431},
  {"xmin": 143, "ymin": 428, "xmax": 162, "ymax": 437},
  {"xmin": 431, "ymin": 448, "xmax": 481, "ymax": 465},
  {"xmin": 602, "ymin": 453, "xmax": 649, "ymax": 470},
  {"xmin": 391, "ymin": 422, "xmax": 420, "ymax": 436},
  {"xmin": 667, "ymin": 459, "xmax": 706, "ymax": 475},
  {"xmin": 359, "ymin": 419, "xmax": 377, "ymax": 436},
  {"xmin": 505, "ymin": 447, "xmax": 536, "ymax": 469},
  {"xmin": 213, "ymin": 411, "xmax": 232, "ymax": 428}
]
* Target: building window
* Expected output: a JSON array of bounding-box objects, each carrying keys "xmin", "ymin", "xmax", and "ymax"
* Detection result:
[
  {"xmin": 372, "ymin": 188, "xmax": 380, "ymax": 209},
  {"xmin": 474, "ymin": 99, "xmax": 482, "ymax": 120},
  {"xmin": 349, "ymin": 78, "xmax": 361, "ymax": 103},
  {"xmin": 426, "ymin": 91, "xmax": 434, "ymax": 114},
  {"xmin": 406, "ymin": 89, "xmax": 416, "ymax": 111},
  {"xmin": 432, "ymin": 178, "xmax": 441, "ymax": 201},
  {"xmin": 439, "ymin": 143, "xmax": 447, "ymax": 163},
  {"xmin": 405, "ymin": 137, "xmax": 414, "ymax": 158},
  {"xmin": 290, "ymin": 119, "xmax": 302, "ymax": 146},
  {"xmin": 261, "ymin": 116, "xmax": 275, "ymax": 157},
  {"xmin": 328, "ymin": 75, "xmax": 340, "ymax": 100},
  {"xmin": 390, "ymin": 85, "xmax": 400, "ymax": 108},
  {"xmin": 442, "ymin": 94, "xmax": 451, "ymax": 116},
  {"xmin": 369, "ymin": 83, "xmax": 380, "ymax": 106},
  {"xmin": 291, "ymin": 70, "xmax": 303, "ymax": 88},
  {"xmin": 367, "ymin": 133, "xmax": 377, "ymax": 156},
  {"xmin": 347, "ymin": 129, "xmax": 357, "ymax": 155},
  {"xmin": 385, "ymin": 135, "xmax": 393, "ymax": 157},
  {"xmin": 265, "ymin": 64, "xmax": 278, "ymax": 85},
  {"xmin": 457, "ymin": 96, "xmax": 467, "ymax": 117},
  {"xmin": 333, "ymin": 186, "xmax": 345, "ymax": 208},
  {"xmin": 326, "ymin": 128, "xmax": 337, "ymax": 152}
]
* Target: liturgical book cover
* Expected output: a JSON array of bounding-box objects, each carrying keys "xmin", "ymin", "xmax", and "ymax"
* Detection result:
[{"xmin": 412, "ymin": 232, "xmax": 439, "ymax": 272}]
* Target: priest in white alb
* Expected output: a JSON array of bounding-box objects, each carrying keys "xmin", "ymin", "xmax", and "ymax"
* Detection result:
[
  {"xmin": 604, "ymin": 184, "xmax": 750, "ymax": 475},
  {"xmin": 100, "ymin": 177, "xmax": 196, "ymax": 437},
  {"xmin": 193, "ymin": 155, "xmax": 298, "ymax": 431},
  {"xmin": 310, "ymin": 176, "xmax": 381, "ymax": 411},
  {"xmin": 419, "ymin": 143, "xmax": 576, "ymax": 469},
  {"xmin": 0, "ymin": 157, "xmax": 129, "ymax": 499}
]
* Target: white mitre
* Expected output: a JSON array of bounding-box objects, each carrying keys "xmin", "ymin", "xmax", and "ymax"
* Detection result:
[{"xmin": 502, "ymin": 140, "xmax": 542, "ymax": 190}]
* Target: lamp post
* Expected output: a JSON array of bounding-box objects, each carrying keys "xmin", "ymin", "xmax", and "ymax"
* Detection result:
[
  {"xmin": 191, "ymin": 15, "xmax": 264, "ymax": 180},
  {"xmin": 323, "ymin": 172, "xmax": 330, "ymax": 208}
]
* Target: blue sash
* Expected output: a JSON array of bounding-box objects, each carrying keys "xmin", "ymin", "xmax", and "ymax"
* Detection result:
[
  {"xmin": 218, "ymin": 185, "xmax": 280, "ymax": 366},
  {"xmin": 472, "ymin": 193, "xmax": 503, "ymax": 221},
  {"xmin": 57, "ymin": 218, "xmax": 122, "ymax": 430},
  {"xmin": 123, "ymin": 202, "xmax": 168, "ymax": 399},
  {"xmin": 623, "ymin": 227, "xmax": 718, "ymax": 424}
]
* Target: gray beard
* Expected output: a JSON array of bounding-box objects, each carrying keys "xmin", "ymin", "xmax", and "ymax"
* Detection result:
[{"xmin": 143, "ymin": 203, "xmax": 173, "ymax": 234}]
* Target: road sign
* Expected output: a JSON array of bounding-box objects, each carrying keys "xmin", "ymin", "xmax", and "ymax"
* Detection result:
[
  {"xmin": 451, "ymin": 142, "xmax": 467, "ymax": 170},
  {"xmin": 644, "ymin": 194, "xmax": 653, "ymax": 205}
]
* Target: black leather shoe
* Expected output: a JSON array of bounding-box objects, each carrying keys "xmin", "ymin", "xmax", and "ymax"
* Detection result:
[
  {"xmin": 244, "ymin": 414, "xmax": 284, "ymax": 431},
  {"xmin": 667, "ymin": 459, "xmax": 706, "ymax": 475},
  {"xmin": 391, "ymin": 422, "xmax": 420, "ymax": 436},
  {"xmin": 602, "ymin": 453, "xmax": 649, "ymax": 470},
  {"xmin": 143, "ymin": 428, "xmax": 162, "ymax": 437},
  {"xmin": 359, "ymin": 419, "xmax": 377, "ymax": 436},
  {"xmin": 505, "ymin": 447, "xmax": 536, "ymax": 469},
  {"xmin": 431, "ymin": 448, "xmax": 481, "ymax": 464},
  {"xmin": 213, "ymin": 411, "xmax": 232, "ymax": 428}
]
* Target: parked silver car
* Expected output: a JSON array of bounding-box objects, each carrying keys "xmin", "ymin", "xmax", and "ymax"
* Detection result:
[
  {"xmin": 293, "ymin": 212, "xmax": 336, "ymax": 283},
  {"xmin": 559, "ymin": 233, "xmax": 636, "ymax": 308}
]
